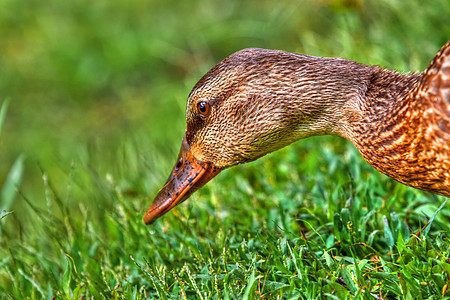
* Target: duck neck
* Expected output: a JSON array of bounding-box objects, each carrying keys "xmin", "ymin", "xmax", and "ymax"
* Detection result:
[
  {"xmin": 340, "ymin": 67, "xmax": 424, "ymax": 186},
  {"xmin": 254, "ymin": 55, "xmax": 422, "ymax": 159},
  {"xmin": 344, "ymin": 67, "xmax": 423, "ymax": 142}
]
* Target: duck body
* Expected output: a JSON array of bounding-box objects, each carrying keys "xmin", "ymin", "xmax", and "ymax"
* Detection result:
[{"xmin": 144, "ymin": 42, "xmax": 450, "ymax": 224}]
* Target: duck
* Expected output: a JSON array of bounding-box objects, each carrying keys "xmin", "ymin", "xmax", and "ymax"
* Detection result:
[{"xmin": 144, "ymin": 41, "xmax": 450, "ymax": 224}]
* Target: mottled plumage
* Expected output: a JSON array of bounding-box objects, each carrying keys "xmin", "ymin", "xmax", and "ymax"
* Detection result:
[{"xmin": 144, "ymin": 42, "xmax": 450, "ymax": 224}]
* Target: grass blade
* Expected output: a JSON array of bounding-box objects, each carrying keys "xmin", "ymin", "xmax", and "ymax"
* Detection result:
[
  {"xmin": 422, "ymin": 199, "xmax": 448, "ymax": 237},
  {"xmin": 18, "ymin": 268, "xmax": 45, "ymax": 298},
  {"xmin": 1, "ymin": 155, "xmax": 24, "ymax": 211},
  {"xmin": 0, "ymin": 210, "xmax": 13, "ymax": 222},
  {"xmin": 383, "ymin": 216, "xmax": 395, "ymax": 248},
  {"xmin": 62, "ymin": 256, "xmax": 73, "ymax": 300},
  {"xmin": 242, "ymin": 268, "xmax": 257, "ymax": 300},
  {"xmin": 0, "ymin": 98, "xmax": 10, "ymax": 138}
]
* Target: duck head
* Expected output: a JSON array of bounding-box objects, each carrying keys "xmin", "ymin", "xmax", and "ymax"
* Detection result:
[{"xmin": 143, "ymin": 48, "xmax": 371, "ymax": 224}]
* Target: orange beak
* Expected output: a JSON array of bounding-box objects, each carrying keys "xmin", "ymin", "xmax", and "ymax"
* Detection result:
[{"xmin": 143, "ymin": 135, "xmax": 222, "ymax": 224}]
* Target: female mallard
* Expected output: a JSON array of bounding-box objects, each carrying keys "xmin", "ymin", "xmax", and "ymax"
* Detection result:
[{"xmin": 144, "ymin": 42, "xmax": 450, "ymax": 224}]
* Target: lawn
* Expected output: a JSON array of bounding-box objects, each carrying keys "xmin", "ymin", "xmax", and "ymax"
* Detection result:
[{"xmin": 0, "ymin": 0, "xmax": 449, "ymax": 298}]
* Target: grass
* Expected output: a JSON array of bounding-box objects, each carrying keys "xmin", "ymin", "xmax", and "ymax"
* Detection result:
[{"xmin": 1, "ymin": 0, "xmax": 449, "ymax": 298}]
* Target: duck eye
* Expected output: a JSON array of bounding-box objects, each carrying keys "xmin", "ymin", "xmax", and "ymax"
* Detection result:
[{"xmin": 197, "ymin": 101, "xmax": 211, "ymax": 117}]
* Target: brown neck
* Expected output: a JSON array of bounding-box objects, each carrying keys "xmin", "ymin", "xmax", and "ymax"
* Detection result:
[
  {"xmin": 347, "ymin": 68, "xmax": 423, "ymax": 146},
  {"xmin": 344, "ymin": 68, "xmax": 449, "ymax": 194}
]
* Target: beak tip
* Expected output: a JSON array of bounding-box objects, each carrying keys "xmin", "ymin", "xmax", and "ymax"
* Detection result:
[
  {"xmin": 142, "ymin": 135, "xmax": 222, "ymax": 225},
  {"xmin": 143, "ymin": 210, "xmax": 157, "ymax": 225},
  {"xmin": 143, "ymin": 218, "xmax": 154, "ymax": 226}
]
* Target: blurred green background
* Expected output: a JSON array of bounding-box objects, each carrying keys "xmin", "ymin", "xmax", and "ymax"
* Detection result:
[{"xmin": 0, "ymin": 0, "xmax": 449, "ymax": 297}]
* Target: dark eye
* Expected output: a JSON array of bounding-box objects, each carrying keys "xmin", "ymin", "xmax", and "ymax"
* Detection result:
[{"xmin": 197, "ymin": 101, "xmax": 211, "ymax": 117}]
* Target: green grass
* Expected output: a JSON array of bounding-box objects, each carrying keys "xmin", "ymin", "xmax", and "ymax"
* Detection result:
[{"xmin": 1, "ymin": 0, "xmax": 449, "ymax": 299}]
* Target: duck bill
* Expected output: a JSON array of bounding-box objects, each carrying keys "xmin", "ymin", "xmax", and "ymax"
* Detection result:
[{"xmin": 143, "ymin": 136, "xmax": 222, "ymax": 225}]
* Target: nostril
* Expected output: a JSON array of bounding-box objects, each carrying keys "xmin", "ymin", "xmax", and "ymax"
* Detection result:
[{"xmin": 175, "ymin": 158, "xmax": 183, "ymax": 171}]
